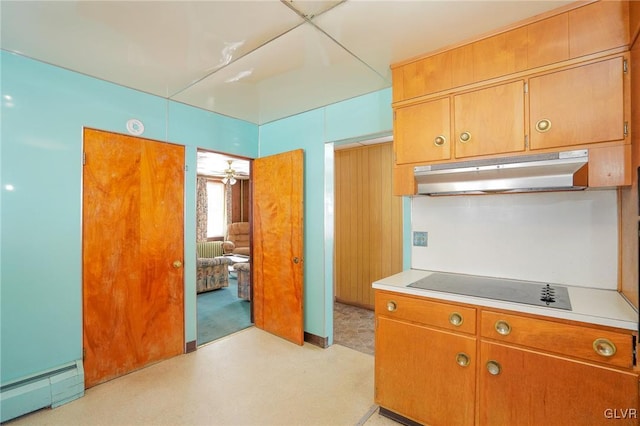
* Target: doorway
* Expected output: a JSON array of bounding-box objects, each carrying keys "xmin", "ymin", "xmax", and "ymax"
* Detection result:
[
  {"xmin": 333, "ymin": 140, "xmax": 402, "ymax": 354},
  {"xmin": 196, "ymin": 150, "xmax": 252, "ymax": 345}
]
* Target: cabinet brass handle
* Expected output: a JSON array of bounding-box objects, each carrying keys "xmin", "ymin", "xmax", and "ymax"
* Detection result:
[
  {"xmin": 593, "ymin": 338, "xmax": 617, "ymax": 357},
  {"xmin": 449, "ymin": 312, "xmax": 464, "ymax": 327},
  {"xmin": 456, "ymin": 352, "xmax": 470, "ymax": 367},
  {"xmin": 172, "ymin": 260, "xmax": 183, "ymax": 269},
  {"xmin": 459, "ymin": 131, "xmax": 471, "ymax": 143},
  {"xmin": 494, "ymin": 320, "xmax": 511, "ymax": 336},
  {"xmin": 535, "ymin": 119, "xmax": 552, "ymax": 133},
  {"xmin": 386, "ymin": 301, "xmax": 397, "ymax": 312},
  {"xmin": 434, "ymin": 135, "xmax": 447, "ymax": 147},
  {"xmin": 486, "ymin": 360, "xmax": 501, "ymax": 375}
]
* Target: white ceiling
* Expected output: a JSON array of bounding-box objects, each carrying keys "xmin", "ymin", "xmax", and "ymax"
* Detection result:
[
  {"xmin": 1, "ymin": 0, "xmax": 573, "ymax": 125},
  {"xmin": 197, "ymin": 150, "xmax": 250, "ymax": 179}
]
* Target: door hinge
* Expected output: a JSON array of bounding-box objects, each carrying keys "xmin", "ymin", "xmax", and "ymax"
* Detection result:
[
  {"xmin": 83, "ymin": 347, "xmax": 86, "ymax": 361},
  {"xmin": 525, "ymin": 135, "xmax": 529, "ymax": 149},
  {"xmin": 624, "ymin": 121, "xmax": 629, "ymax": 137},
  {"xmin": 184, "ymin": 165, "xmax": 188, "ymax": 172},
  {"xmin": 624, "ymin": 59, "xmax": 629, "ymax": 74},
  {"xmin": 524, "ymin": 82, "xmax": 528, "ymax": 93},
  {"xmin": 82, "ymin": 152, "xmax": 86, "ymax": 166},
  {"xmin": 632, "ymin": 335, "xmax": 636, "ymax": 366}
]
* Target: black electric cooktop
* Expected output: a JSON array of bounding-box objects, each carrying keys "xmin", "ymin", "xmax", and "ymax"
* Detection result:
[{"xmin": 408, "ymin": 272, "xmax": 572, "ymax": 310}]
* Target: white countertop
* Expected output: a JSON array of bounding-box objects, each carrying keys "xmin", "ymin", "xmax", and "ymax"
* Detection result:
[{"xmin": 373, "ymin": 269, "xmax": 639, "ymax": 331}]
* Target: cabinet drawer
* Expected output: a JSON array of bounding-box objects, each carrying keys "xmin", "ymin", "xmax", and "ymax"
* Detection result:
[
  {"xmin": 375, "ymin": 291, "xmax": 476, "ymax": 334},
  {"xmin": 480, "ymin": 310, "xmax": 634, "ymax": 368}
]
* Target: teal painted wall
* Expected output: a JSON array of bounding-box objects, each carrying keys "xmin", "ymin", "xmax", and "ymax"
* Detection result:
[
  {"xmin": 1, "ymin": 48, "xmax": 398, "ymax": 391},
  {"xmin": 0, "ymin": 51, "xmax": 257, "ymax": 384},
  {"xmin": 259, "ymin": 88, "xmax": 394, "ymax": 341}
]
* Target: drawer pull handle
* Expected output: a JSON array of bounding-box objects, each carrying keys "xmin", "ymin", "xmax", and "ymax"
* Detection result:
[
  {"xmin": 494, "ymin": 320, "xmax": 511, "ymax": 336},
  {"xmin": 593, "ymin": 338, "xmax": 617, "ymax": 357},
  {"xmin": 486, "ymin": 360, "xmax": 501, "ymax": 375},
  {"xmin": 449, "ymin": 312, "xmax": 464, "ymax": 327},
  {"xmin": 456, "ymin": 352, "xmax": 470, "ymax": 367},
  {"xmin": 535, "ymin": 119, "xmax": 552, "ymax": 133},
  {"xmin": 434, "ymin": 135, "xmax": 447, "ymax": 147},
  {"xmin": 386, "ymin": 301, "xmax": 397, "ymax": 312},
  {"xmin": 459, "ymin": 131, "xmax": 471, "ymax": 143}
]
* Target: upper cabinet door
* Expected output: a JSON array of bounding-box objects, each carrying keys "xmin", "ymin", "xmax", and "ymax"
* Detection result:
[
  {"xmin": 529, "ymin": 57, "xmax": 625, "ymax": 151},
  {"xmin": 527, "ymin": 13, "xmax": 569, "ymax": 69},
  {"xmin": 453, "ymin": 80, "xmax": 526, "ymax": 159},
  {"xmin": 568, "ymin": 1, "xmax": 629, "ymax": 59},
  {"xmin": 394, "ymin": 97, "xmax": 451, "ymax": 164}
]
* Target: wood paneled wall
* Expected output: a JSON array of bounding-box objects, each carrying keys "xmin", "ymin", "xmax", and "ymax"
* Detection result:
[
  {"xmin": 231, "ymin": 179, "xmax": 250, "ymax": 223},
  {"xmin": 335, "ymin": 142, "xmax": 403, "ymax": 309}
]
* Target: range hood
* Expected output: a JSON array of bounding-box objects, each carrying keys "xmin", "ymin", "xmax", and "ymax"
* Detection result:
[{"xmin": 415, "ymin": 150, "xmax": 589, "ymax": 195}]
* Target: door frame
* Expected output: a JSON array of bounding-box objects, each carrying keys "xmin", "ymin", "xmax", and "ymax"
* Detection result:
[{"xmin": 194, "ymin": 149, "xmax": 254, "ymax": 340}]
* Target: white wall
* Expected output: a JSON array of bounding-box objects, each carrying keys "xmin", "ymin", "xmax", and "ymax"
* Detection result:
[{"xmin": 410, "ymin": 190, "xmax": 618, "ymax": 289}]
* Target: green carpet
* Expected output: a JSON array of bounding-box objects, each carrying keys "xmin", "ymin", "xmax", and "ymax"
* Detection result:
[{"xmin": 197, "ymin": 277, "xmax": 252, "ymax": 345}]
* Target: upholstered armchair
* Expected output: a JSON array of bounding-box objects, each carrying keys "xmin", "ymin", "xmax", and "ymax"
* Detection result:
[
  {"xmin": 196, "ymin": 241, "xmax": 232, "ymax": 293},
  {"xmin": 233, "ymin": 262, "xmax": 251, "ymax": 301},
  {"xmin": 196, "ymin": 257, "xmax": 232, "ymax": 293},
  {"xmin": 222, "ymin": 222, "xmax": 250, "ymax": 256}
]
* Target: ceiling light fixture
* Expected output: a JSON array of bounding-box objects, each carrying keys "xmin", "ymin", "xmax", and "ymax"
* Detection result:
[{"xmin": 221, "ymin": 160, "xmax": 237, "ymax": 185}]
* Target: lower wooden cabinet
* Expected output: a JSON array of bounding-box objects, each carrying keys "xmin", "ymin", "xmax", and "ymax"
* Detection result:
[
  {"xmin": 479, "ymin": 341, "xmax": 639, "ymax": 426},
  {"xmin": 374, "ymin": 290, "xmax": 639, "ymax": 425},
  {"xmin": 375, "ymin": 316, "xmax": 476, "ymax": 425}
]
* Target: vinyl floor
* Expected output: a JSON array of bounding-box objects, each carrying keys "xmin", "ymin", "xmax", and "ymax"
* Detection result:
[
  {"xmin": 333, "ymin": 302, "xmax": 375, "ymax": 356},
  {"xmin": 7, "ymin": 328, "xmax": 398, "ymax": 426}
]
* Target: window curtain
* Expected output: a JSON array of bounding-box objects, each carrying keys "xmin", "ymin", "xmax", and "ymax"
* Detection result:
[
  {"xmin": 225, "ymin": 182, "xmax": 233, "ymax": 236},
  {"xmin": 196, "ymin": 177, "xmax": 208, "ymax": 242}
]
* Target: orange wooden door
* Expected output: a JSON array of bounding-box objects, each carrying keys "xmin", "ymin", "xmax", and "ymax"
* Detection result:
[
  {"xmin": 82, "ymin": 128, "xmax": 184, "ymax": 388},
  {"xmin": 252, "ymin": 149, "xmax": 304, "ymax": 345}
]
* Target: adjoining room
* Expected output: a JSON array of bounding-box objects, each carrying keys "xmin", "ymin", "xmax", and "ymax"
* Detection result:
[{"xmin": 196, "ymin": 150, "xmax": 252, "ymax": 346}]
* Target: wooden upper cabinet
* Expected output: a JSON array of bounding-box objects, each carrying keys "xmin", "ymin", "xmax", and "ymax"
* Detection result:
[
  {"xmin": 569, "ymin": 0, "xmax": 629, "ymax": 59},
  {"xmin": 529, "ymin": 56, "xmax": 625, "ymax": 151},
  {"xmin": 391, "ymin": 0, "xmax": 628, "ymax": 104},
  {"xmin": 473, "ymin": 26, "xmax": 528, "ymax": 82},
  {"xmin": 393, "ymin": 163, "xmax": 416, "ymax": 196},
  {"xmin": 451, "ymin": 44, "xmax": 475, "ymax": 88},
  {"xmin": 391, "ymin": 67, "xmax": 404, "ymax": 103},
  {"xmin": 394, "ymin": 97, "xmax": 451, "ymax": 165},
  {"xmin": 453, "ymin": 80, "xmax": 525, "ymax": 159},
  {"xmin": 631, "ymin": 0, "xmax": 640, "ymax": 43},
  {"xmin": 527, "ymin": 13, "xmax": 569, "ymax": 69},
  {"xmin": 399, "ymin": 51, "xmax": 452, "ymax": 101},
  {"xmin": 589, "ymin": 144, "xmax": 632, "ymax": 187}
]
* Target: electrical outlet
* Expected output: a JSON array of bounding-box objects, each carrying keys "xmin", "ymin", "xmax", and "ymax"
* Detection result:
[{"xmin": 413, "ymin": 231, "xmax": 428, "ymax": 247}]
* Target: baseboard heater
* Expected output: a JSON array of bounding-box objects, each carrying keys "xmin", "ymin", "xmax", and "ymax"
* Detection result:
[{"xmin": 0, "ymin": 360, "xmax": 84, "ymax": 422}]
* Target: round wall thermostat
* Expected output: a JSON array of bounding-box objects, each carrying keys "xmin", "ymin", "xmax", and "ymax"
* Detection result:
[{"xmin": 126, "ymin": 119, "xmax": 145, "ymax": 136}]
